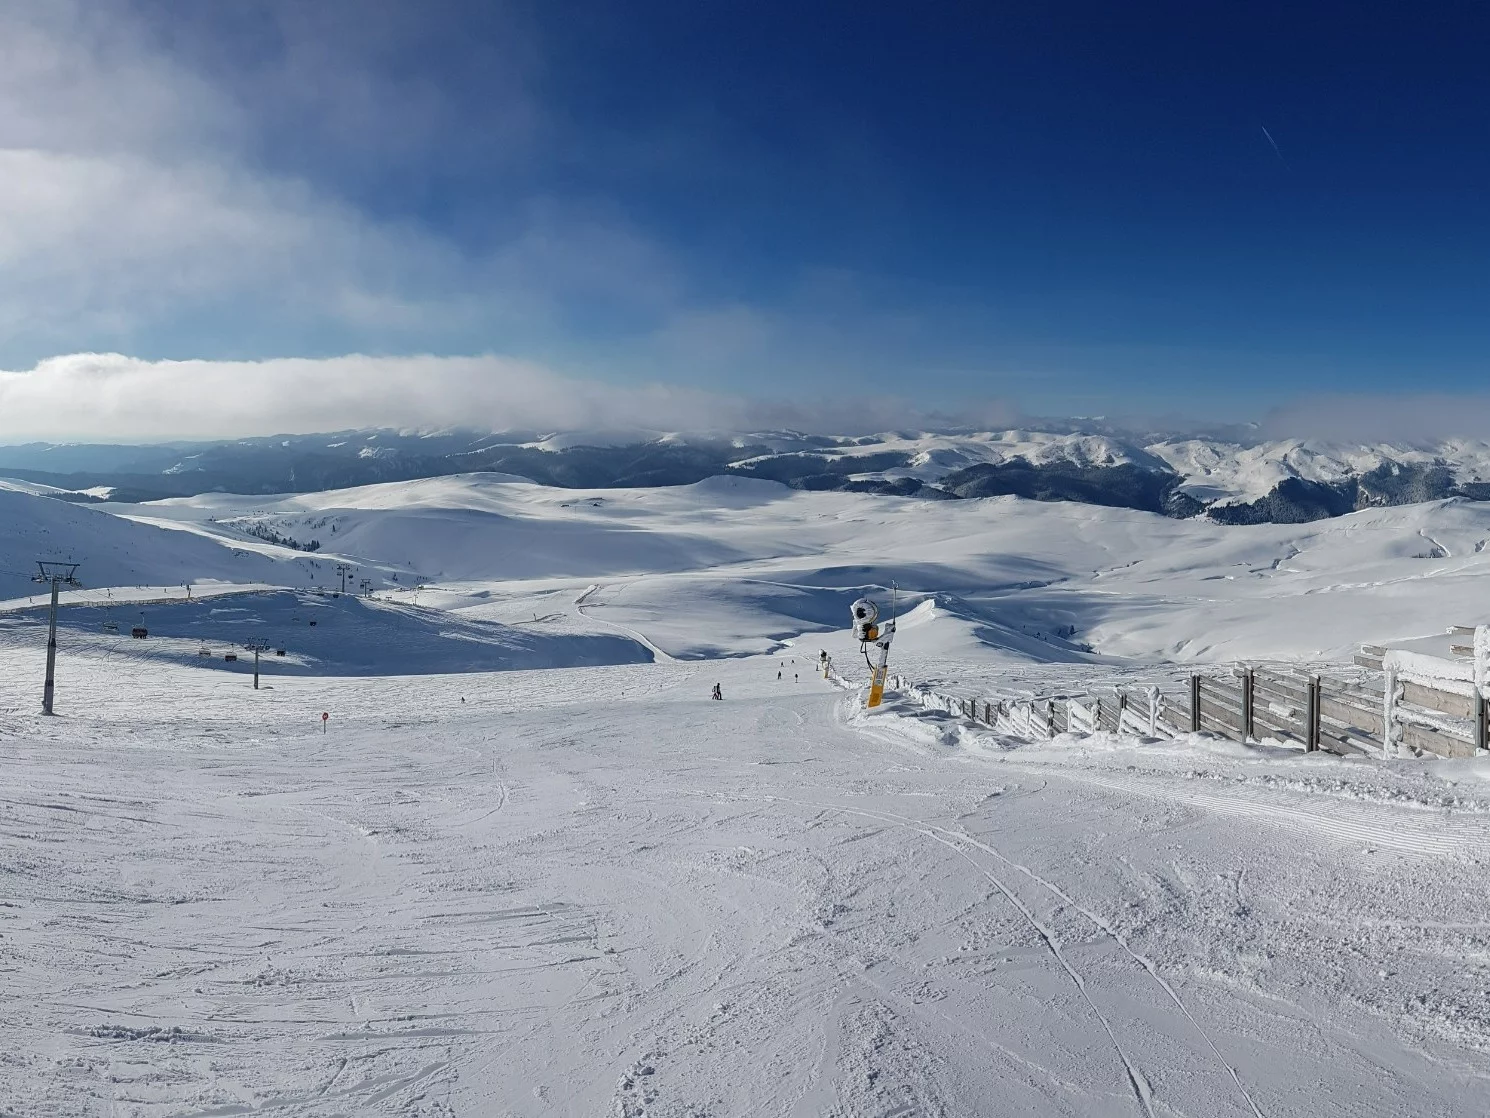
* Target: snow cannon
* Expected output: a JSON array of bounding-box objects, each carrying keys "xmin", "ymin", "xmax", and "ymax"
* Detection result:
[{"xmin": 849, "ymin": 595, "xmax": 896, "ymax": 709}]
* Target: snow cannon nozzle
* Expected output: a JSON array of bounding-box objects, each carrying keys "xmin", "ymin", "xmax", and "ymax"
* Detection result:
[{"xmin": 850, "ymin": 597, "xmax": 880, "ymax": 643}]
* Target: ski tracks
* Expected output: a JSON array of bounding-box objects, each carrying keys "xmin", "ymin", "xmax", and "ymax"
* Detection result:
[
  {"xmin": 997, "ymin": 761, "xmax": 1490, "ymax": 861},
  {"xmin": 783, "ymin": 796, "xmax": 1266, "ymax": 1118}
]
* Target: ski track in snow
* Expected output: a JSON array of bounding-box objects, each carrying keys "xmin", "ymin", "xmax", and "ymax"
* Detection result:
[
  {"xmin": 571, "ymin": 582, "xmax": 677, "ymax": 664},
  {"xmin": 968, "ymin": 751, "xmax": 1490, "ymax": 861},
  {"xmin": 789, "ymin": 796, "xmax": 1264, "ymax": 1118},
  {"xmin": 819, "ymin": 800, "xmax": 1161, "ymax": 1117},
  {"xmin": 4, "ymin": 648, "xmax": 1490, "ymax": 1114}
]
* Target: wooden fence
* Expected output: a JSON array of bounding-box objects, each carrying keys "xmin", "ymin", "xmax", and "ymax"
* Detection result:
[{"xmin": 887, "ymin": 629, "xmax": 1490, "ymax": 761}]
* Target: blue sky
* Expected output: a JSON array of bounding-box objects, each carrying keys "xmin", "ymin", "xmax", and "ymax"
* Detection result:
[{"xmin": 2, "ymin": 1, "xmax": 1488, "ymax": 438}]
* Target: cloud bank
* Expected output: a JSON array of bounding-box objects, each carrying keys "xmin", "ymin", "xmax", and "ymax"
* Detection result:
[
  {"xmin": 1260, "ymin": 393, "xmax": 1490, "ymax": 445},
  {"xmin": 0, "ymin": 2, "xmax": 681, "ymax": 364},
  {"xmin": 0, "ymin": 352, "xmax": 1015, "ymax": 442}
]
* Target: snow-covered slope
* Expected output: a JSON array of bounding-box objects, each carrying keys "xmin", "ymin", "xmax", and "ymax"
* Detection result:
[
  {"xmin": 8, "ymin": 460, "xmax": 1490, "ymax": 1115},
  {"xmin": 3, "ymin": 635, "xmax": 1489, "ymax": 1114},
  {"xmin": 2, "ymin": 470, "xmax": 1484, "ymax": 671},
  {"xmin": 0, "ymin": 486, "xmax": 321, "ymax": 602}
]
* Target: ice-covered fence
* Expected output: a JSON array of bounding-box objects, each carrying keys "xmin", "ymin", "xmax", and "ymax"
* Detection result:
[
  {"xmin": 887, "ymin": 674, "xmax": 1182, "ymax": 744},
  {"xmin": 1375, "ymin": 642, "xmax": 1487, "ymax": 760},
  {"xmin": 885, "ymin": 647, "xmax": 1490, "ymax": 760},
  {"xmin": 1194, "ymin": 666, "xmax": 1377, "ymax": 755}
]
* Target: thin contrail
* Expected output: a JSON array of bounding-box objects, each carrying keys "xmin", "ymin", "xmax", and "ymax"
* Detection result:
[{"xmin": 1259, "ymin": 123, "xmax": 1286, "ymax": 164}]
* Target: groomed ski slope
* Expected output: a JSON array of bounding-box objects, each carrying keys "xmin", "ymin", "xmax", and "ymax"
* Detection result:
[{"xmin": 4, "ymin": 648, "xmax": 1489, "ymax": 1116}]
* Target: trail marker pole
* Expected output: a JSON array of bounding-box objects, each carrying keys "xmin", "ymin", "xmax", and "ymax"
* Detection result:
[
  {"xmin": 321, "ymin": 712, "xmax": 329, "ymax": 733},
  {"xmin": 33, "ymin": 561, "xmax": 81, "ymax": 716}
]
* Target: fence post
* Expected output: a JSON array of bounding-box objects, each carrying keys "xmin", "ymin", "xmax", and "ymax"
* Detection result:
[
  {"xmin": 1046, "ymin": 699, "xmax": 1055, "ymax": 739},
  {"xmin": 1382, "ymin": 667, "xmax": 1401, "ymax": 759},
  {"xmin": 1117, "ymin": 689, "xmax": 1128, "ymax": 733},
  {"xmin": 1476, "ymin": 626, "xmax": 1490, "ymax": 755},
  {"xmin": 1307, "ymin": 675, "xmax": 1320, "ymax": 752},
  {"xmin": 1241, "ymin": 667, "xmax": 1254, "ymax": 741},
  {"xmin": 1189, "ymin": 674, "xmax": 1201, "ymax": 733},
  {"xmin": 1146, "ymin": 685, "xmax": 1160, "ymax": 736}
]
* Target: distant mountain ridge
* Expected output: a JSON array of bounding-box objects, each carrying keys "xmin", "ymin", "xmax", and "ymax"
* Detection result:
[{"xmin": 5, "ymin": 427, "xmax": 1490, "ymax": 525}]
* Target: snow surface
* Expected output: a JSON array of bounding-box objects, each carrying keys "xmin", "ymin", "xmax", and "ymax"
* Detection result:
[
  {"xmin": 74, "ymin": 474, "xmax": 1490, "ymax": 665},
  {"xmin": 4, "ymin": 649, "xmax": 1490, "ymax": 1115},
  {"xmin": 5, "ymin": 472, "xmax": 1490, "ymax": 1113}
]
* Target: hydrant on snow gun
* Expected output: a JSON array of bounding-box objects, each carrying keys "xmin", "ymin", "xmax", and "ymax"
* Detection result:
[{"xmin": 850, "ymin": 596, "xmax": 896, "ymax": 709}]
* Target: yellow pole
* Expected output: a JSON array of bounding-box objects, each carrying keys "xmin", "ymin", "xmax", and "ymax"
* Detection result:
[{"xmin": 867, "ymin": 644, "xmax": 890, "ymax": 708}]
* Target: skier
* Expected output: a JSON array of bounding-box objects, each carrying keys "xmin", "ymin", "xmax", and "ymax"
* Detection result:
[{"xmin": 777, "ymin": 670, "xmax": 782, "ymax": 680}]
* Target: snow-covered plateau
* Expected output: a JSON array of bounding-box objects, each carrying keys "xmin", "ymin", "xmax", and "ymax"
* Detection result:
[
  {"xmin": 3, "ymin": 472, "xmax": 1490, "ymax": 1116},
  {"xmin": 11, "ymin": 426, "xmax": 1490, "ymax": 524}
]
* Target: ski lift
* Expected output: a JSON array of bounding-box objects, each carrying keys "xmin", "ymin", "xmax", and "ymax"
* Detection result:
[
  {"xmin": 197, "ymin": 646, "xmax": 211, "ymax": 657},
  {"xmin": 102, "ymin": 621, "xmax": 119, "ymax": 633},
  {"xmin": 224, "ymin": 652, "xmax": 238, "ymax": 662},
  {"xmin": 131, "ymin": 627, "xmax": 148, "ymax": 639}
]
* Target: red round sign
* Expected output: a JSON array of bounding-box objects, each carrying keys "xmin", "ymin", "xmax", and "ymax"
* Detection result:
[{"xmin": 321, "ymin": 712, "xmax": 328, "ymax": 720}]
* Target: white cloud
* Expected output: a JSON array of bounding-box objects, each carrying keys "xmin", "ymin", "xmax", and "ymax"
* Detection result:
[
  {"xmin": 0, "ymin": 352, "xmax": 1015, "ymax": 441},
  {"xmin": 0, "ymin": 148, "xmax": 454, "ymax": 336},
  {"xmin": 0, "ymin": 1, "xmax": 678, "ymax": 358},
  {"xmin": 0, "ymin": 2, "xmax": 1023, "ymax": 435}
]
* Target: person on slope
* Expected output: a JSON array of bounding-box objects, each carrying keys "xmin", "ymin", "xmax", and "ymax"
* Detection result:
[{"xmin": 712, "ymin": 683, "xmax": 723, "ymax": 700}]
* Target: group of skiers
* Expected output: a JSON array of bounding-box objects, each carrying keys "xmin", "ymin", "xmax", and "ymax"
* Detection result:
[{"xmin": 710, "ymin": 658, "xmax": 800, "ymax": 700}]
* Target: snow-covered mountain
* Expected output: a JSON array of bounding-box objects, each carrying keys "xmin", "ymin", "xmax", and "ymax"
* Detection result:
[
  {"xmin": 7, "ymin": 427, "xmax": 1490, "ymax": 524},
  {"xmin": 7, "ymin": 467, "xmax": 1490, "ymax": 668}
]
